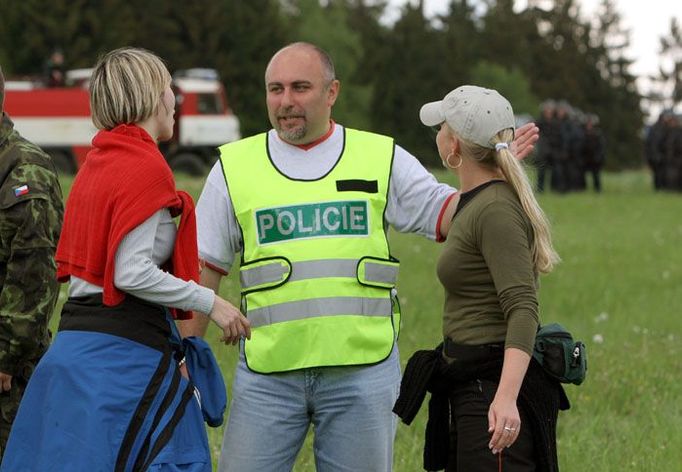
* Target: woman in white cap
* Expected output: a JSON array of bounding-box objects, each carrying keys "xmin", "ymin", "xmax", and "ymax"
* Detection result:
[{"xmin": 393, "ymin": 86, "xmax": 567, "ymax": 472}]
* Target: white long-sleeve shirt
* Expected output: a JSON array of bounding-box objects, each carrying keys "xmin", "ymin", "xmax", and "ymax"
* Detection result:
[{"xmin": 69, "ymin": 208, "xmax": 214, "ymax": 315}]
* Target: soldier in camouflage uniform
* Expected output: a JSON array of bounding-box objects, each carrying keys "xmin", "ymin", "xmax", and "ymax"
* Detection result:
[{"xmin": 0, "ymin": 65, "xmax": 63, "ymax": 458}]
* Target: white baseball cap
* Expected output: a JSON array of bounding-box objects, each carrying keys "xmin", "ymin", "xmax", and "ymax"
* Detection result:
[{"xmin": 419, "ymin": 85, "xmax": 515, "ymax": 148}]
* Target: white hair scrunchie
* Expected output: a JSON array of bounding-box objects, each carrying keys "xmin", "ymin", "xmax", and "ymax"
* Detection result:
[{"xmin": 495, "ymin": 143, "xmax": 509, "ymax": 152}]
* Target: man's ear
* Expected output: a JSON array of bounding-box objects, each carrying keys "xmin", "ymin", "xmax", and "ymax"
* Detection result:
[{"xmin": 327, "ymin": 79, "xmax": 340, "ymax": 107}]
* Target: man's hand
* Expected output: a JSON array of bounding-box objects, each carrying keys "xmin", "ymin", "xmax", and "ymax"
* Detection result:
[
  {"xmin": 0, "ymin": 372, "xmax": 12, "ymax": 392},
  {"xmin": 512, "ymin": 122, "xmax": 539, "ymax": 160}
]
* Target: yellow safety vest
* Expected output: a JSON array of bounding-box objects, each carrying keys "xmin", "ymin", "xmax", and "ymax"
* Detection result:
[{"xmin": 221, "ymin": 128, "xmax": 400, "ymax": 373}]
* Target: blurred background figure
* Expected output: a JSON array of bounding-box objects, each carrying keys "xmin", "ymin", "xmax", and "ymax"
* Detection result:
[
  {"xmin": 645, "ymin": 110, "xmax": 682, "ymax": 191},
  {"xmin": 535, "ymin": 99, "xmax": 609, "ymax": 194},
  {"xmin": 581, "ymin": 114, "xmax": 606, "ymax": 193},
  {"xmin": 567, "ymin": 107, "xmax": 587, "ymax": 191},
  {"xmin": 551, "ymin": 100, "xmax": 573, "ymax": 193},
  {"xmin": 645, "ymin": 111, "xmax": 671, "ymax": 190},
  {"xmin": 664, "ymin": 113, "xmax": 682, "ymax": 191},
  {"xmin": 535, "ymin": 99, "xmax": 558, "ymax": 193},
  {"xmin": 43, "ymin": 50, "xmax": 65, "ymax": 87}
]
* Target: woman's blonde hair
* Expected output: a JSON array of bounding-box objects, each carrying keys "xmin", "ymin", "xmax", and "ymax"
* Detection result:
[
  {"xmin": 456, "ymin": 128, "xmax": 560, "ymax": 274},
  {"xmin": 89, "ymin": 47, "xmax": 171, "ymax": 130}
]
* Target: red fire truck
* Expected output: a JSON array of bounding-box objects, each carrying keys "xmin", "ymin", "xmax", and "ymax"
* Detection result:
[{"xmin": 4, "ymin": 68, "xmax": 240, "ymax": 175}]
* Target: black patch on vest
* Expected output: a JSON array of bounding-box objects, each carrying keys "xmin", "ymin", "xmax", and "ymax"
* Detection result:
[{"xmin": 336, "ymin": 179, "xmax": 378, "ymax": 193}]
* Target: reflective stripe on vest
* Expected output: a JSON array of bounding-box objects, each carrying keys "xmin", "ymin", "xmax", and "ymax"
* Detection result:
[
  {"xmin": 240, "ymin": 258, "xmax": 399, "ymax": 292},
  {"xmin": 248, "ymin": 296, "xmax": 392, "ymax": 328},
  {"xmin": 221, "ymin": 128, "xmax": 399, "ymax": 373}
]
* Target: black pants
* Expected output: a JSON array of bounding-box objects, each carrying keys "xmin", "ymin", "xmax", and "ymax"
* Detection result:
[
  {"xmin": 447, "ymin": 379, "xmax": 536, "ymax": 472},
  {"xmin": 535, "ymin": 159, "xmax": 551, "ymax": 193},
  {"xmin": 584, "ymin": 166, "xmax": 602, "ymax": 192},
  {"xmin": 551, "ymin": 160, "xmax": 569, "ymax": 193}
]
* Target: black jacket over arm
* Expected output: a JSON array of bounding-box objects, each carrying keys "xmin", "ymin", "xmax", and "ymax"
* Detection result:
[{"xmin": 393, "ymin": 344, "xmax": 570, "ymax": 472}]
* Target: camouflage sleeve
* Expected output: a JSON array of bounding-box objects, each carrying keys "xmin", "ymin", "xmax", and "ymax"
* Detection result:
[{"xmin": 0, "ymin": 164, "xmax": 63, "ymax": 375}]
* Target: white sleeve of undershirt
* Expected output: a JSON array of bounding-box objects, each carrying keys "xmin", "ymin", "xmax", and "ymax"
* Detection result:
[
  {"xmin": 196, "ymin": 161, "xmax": 242, "ymax": 274},
  {"xmin": 385, "ymin": 145, "xmax": 457, "ymax": 240},
  {"xmin": 114, "ymin": 210, "xmax": 215, "ymax": 314}
]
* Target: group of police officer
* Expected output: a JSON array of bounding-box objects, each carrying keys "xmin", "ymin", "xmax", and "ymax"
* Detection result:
[
  {"xmin": 534, "ymin": 99, "xmax": 606, "ymax": 193},
  {"xmin": 645, "ymin": 110, "xmax": 682, "ymax": 191}
]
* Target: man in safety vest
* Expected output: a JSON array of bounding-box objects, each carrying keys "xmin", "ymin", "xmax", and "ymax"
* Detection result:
[{"xmin": 179, "ymin": 42, "xmax": 538, "ymax": 471}]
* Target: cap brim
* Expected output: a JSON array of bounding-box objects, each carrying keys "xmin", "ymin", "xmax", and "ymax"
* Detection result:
[{"xmin": 419, "ymin": 101, "xmax": 444, "ymax": 126}]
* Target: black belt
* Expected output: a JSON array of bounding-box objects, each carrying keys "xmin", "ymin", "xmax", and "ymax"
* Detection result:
[
  {"xmin": 58, "ymin": 294, "xmax": 172, "ymax": 353},
  {"xmin": 443, "ymin": 338, "xmax": 504, "ymax": 364}
]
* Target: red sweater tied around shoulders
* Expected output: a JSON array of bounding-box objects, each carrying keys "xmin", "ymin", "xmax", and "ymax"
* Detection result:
[{"xmin": 56, "ymin": 124, "xmax": 199, "ymax": 319}]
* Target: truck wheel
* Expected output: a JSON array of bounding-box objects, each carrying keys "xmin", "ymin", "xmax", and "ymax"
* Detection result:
[
  {"xmin": 49, "ymin": 150, "xmax": 77, "ymax": 175},
  {"xmin": 169, "ymin": 153, "xmax": 207, "ymax": 176}
]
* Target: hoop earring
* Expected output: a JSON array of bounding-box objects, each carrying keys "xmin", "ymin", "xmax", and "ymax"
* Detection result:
[{"xmin": 445, "ymin": 152, "xmax": 462, "ymax": 169}]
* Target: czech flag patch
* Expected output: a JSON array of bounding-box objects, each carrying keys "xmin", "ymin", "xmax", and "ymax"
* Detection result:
[{"xmin": 14, "ymin": 184, "xmax": 29, "ymax": 197}]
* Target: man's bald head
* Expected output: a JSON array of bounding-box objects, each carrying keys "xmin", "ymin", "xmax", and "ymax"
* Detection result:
[
  {"xmin": 264, "ymin": 42, "xmax": 340, "ymax": 145},
  {"xmin": 266, "ymin": 42, "xmax": 336, "ymax": 84}
]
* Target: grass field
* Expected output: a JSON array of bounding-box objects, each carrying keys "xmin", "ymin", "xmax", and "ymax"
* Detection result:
[{"xmin": 52, "ymin": 169, "xmax": 681, "ymax": 471}]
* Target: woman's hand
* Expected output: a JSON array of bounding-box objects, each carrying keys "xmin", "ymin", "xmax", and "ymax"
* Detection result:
[
  {"xmin": 487, "ymin": 394, "xmax": 521, "ymax": 454},
  {"xmin": 209, "ymin": 295, "xmax": 251, "ymax": 345},
  {"xmin": 487, "ymin": 347, "xmax": 531, "ymax": 454},
  {"xmin": 511, "ymin": 122, "xmax": 539, "ymax": 160}
]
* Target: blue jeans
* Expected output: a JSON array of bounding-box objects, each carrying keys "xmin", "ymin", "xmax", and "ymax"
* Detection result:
[{"xmin": 218, "ymin": 345, "xmax": 401, "ymax": 472}]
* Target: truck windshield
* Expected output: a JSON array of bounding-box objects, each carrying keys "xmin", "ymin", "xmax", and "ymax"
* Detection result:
[{"xmin": 197, "ymin": 93, "xmax": 225, "ymax": 114}]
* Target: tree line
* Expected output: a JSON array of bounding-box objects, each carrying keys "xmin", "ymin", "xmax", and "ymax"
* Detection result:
[{"xmin": 1, "ymin": 0, "xmax": 680, "ymax": 169}]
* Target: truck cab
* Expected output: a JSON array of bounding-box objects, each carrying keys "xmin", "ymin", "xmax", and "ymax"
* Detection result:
[
  {"xmin": 4, "ymin": 68, "xmax": 240, "ymax": 175},
  {"xmin": 164, "ymin": 68, "xmax": 241, "ymax": 175}
]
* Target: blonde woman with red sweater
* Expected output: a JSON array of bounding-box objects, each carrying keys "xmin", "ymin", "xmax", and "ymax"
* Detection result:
[{"xmin": 2, "ymin": 48, "xmax": 249, "ymax": 472}]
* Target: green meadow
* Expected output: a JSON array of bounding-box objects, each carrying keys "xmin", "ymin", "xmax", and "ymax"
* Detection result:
[{"xmin": 53, "ymin": 169, "xmax": 681, "ymax": 471}]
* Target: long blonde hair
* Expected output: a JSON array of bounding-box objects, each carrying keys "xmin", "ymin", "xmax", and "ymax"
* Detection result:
[{"xmin": 457, "ymin": 128, "xmax": 560, "ymax": 274}]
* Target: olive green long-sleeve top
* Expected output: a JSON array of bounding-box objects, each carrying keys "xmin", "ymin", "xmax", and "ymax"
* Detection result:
[{"xmin": 437, "ymin": 181, "xmax": 539, "ymax": 355}]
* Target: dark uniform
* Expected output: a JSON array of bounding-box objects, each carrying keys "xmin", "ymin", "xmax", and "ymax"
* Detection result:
[
  {"xmin": 645, "ymin": 118, "xmax": 666, "ymax": 190},
  {"xmin": 664, "ymin": 118, "xmax": 682, "ymax": 191},
  {"xmin": 581, "ymin": 118, "xmax": 606, "ymax": 192},
  {"xmin": 0, "ymin": 113, "xmax": 63, "ymax": 456},
  {"xmin": 552, "ymin": 108, "xmax": 572, "ymax": 193},
  {"xmin": 535, "ymin": 103, "xmax": 558, "ymax": 193},
  {"xmin": 563, "ymin": 114, "xmax": 580, "ymax": 191}
]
